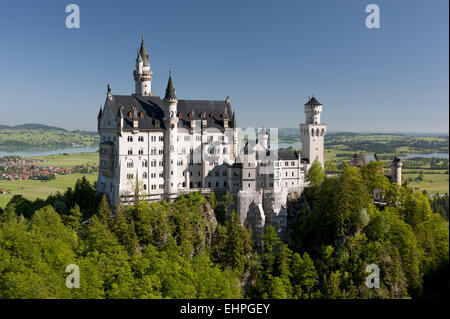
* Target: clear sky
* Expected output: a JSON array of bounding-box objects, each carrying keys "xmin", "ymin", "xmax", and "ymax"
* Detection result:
[{"xmin": 0, "ymin": 0, "xmax": 448, "ymax": 133}]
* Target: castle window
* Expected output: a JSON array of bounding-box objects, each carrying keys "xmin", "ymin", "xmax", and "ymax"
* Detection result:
[
  {"xmin": 143, "ymin": 184, "xmax": 147, "ymax": 190},
  {"xmin": 311, "ymin": 129, "xmax": 315, "ymax": 137},
  {"xmin": 142, "ymin": 160, "xmax": 148, "ymax": 167},
  {"xmin": 291, "ymin": 161, "xmax": 295, "ymax": 166},
  {"xmin": 127, "ymin": 160, "xmax": 133, "ymax": 168},
  {"xmin": 216, "ymin": 182, "xmax": 219, "ymax": 187},
  {"xmin": 128, "ymin": 148, "xmax": 133, "ymax": 155},
  {"xmin": 138, "ymin": 136, "xmax": 144, "ymax": 142},
  {"xmin": 223, "ymin": 147, "xmax": 227, "ymax": 154},
  {"xmin": 208, "ymin": 182, "xmax": 211, "ymax": 187},
  {"xmin": 159, "ymin": 136, "xmax": 164, "ymax": 141},
  {"xmin": 151, "ymin": 148, "xmax": 156, "ymax": 155},
  {"xmin": 127, "ymin": 173, "xmax": 134, "ymax": 180},
  {"xmin": 151, "ymin": 160, "xmax": 156, "ymax": 167},
  {"xmin": 139, "ymin": 148, "xmax": 144, "ymax": 155},
  {"xmin": 143, "ymin": 172, "xmax": 147, "ymax": 178},
  {"xmin": 224, "ymin": 181, "xmax": 227, "ymax": 187},
  {"xmin": 151, "ymin": 136, "xmax": 156, "ymax": 142},
  {"xmin": 127, "ymin": 136, "xmax": 133, "ymax": 142}
]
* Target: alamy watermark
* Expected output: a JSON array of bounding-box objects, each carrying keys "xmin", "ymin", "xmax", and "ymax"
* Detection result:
[
  {"xmin": 65, "ymin": 264, "xmax": 80, "ymax": 288},
  {"xmin": 365, "ymin": 4, "xmax": 380, "ymax": 29},
  {"xmin": 65, "ymin": 4, "xmax": 80, "ymax": 29},
  {"xmin": 365, "ymin": 263, "xmax": 380, "ymax": 288}
]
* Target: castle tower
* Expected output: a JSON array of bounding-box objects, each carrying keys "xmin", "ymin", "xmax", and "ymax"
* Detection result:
[
  {"xmin": 163, "ymin": 71, "xmax": 178, "ymax": 199},
  {"xmin": 390, "ymin": 157, "xmax": 403, "ymax": 185},
  {"xmin": 300, "ymin": 96, "xmax": 327, "ymax": 167},
  {"xmin": 133, "ymin": 35, "xmax": 153, "ymax": 96}
]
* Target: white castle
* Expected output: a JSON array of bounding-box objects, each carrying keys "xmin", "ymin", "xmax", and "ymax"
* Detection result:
[{"xmin": 96, "ymin": 36, "xmax": 327, "ymax": 241}]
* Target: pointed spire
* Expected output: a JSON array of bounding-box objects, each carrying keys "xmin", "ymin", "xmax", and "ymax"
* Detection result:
[
  {"xmin": 231, "ymin": 111, "xmax": 237, "ymax": 128},
  {"xmin": 97, "ymin": 105, "xmax": 103, "ymax": 119},
  {"xmin": 136, "ymin": 49, "xmax": 143, "ymax": 62},
  {"xmin": 164, "ymin": 69, "xmax": 176, "ymax": 100},
  {"xmin": 139, "ymin": 35, "xmax": 150, "ymax": 67}
]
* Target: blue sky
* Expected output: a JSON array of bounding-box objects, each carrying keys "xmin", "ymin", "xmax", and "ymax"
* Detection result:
[{"xmin": 0, "ymin": 0, "xmax": 448, "ymax": 133}]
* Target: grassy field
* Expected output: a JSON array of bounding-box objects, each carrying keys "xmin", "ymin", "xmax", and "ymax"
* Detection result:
[
  {"xmin": 0, "ymin": 152, "xmax": 99, "ymax": 208},
  {"xmin": 402, "ymin": 170, "xmax": 449, "ymax": 195},
  {"xmin": 0, "ymin": 173, "xmax": 98, "ymax": 207},
  {"xmin": 32, "ymin": 152, "xmax": 99, "ymax": 168}
]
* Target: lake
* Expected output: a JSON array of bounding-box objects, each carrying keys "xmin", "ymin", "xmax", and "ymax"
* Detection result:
[{"xmin": 0, "ymin": 146, "xmax": 98, "ymax": 158}]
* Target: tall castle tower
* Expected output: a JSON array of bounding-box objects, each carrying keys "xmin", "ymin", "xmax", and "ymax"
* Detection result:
[
  {"xmin": 133, "ymin": 35, "xmax": 153, "ymax": 96},
  {"xmin": 300, "ymin": 96, "xmax": 327, "ymax": 166},
  {"xmin": 163, "ymin": 72, "xmax": 179, "ymax": 200}
]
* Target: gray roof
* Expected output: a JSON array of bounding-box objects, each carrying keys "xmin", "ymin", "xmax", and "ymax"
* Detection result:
[
  {"xmin": 305, "ymin": 96, "xmax": 321, "ymax": 106},
  {"xmin": 164, "ymin": 74, "xmax": 176, "ymax": 100},
  {"xmin": 107, "ymin": 94, "xmax": 232, "ymax": 131},
  {"xmin": 278, "ymin": 150, "xmax": 299, "ymax": 160}
]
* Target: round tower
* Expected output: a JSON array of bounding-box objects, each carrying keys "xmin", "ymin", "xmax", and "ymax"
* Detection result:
[
  {"xmin": 163, "ymin": 71, "xmax": 178, "ymax": 200},
  {"xmin": 300, "ymin": 96, "xmax": 327, "ymax": 167},
  {"xmin": 304, "ymin": 96, "xmax": 322, "ymax": 124},
  {"xmin": 133, "ymin": 35, "xmax": 153, "ymax": 96},
  {"xmin": 390, "ymin": 157, "xmax": 403, "ymax": 185}
]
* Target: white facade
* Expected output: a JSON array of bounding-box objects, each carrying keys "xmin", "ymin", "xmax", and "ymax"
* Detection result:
[{"xmin": 96, "ymin": 36, "xmax": 327, "ymax": 242}]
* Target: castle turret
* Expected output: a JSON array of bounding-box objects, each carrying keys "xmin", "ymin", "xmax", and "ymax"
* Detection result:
[
  {"xmin": 163, "ymin": 71, "xmax": 179, "ymax": 200},
  {"xmin": 133, "ymin": 35, "xmax": 153, "ymax": 96},
  {"xmin": 300, "ymin": 96, "xmax": 327, "ymax": 167},
  {"xmin": 390, "ymin": 157, "xmax": 402, "ymax": 185}
]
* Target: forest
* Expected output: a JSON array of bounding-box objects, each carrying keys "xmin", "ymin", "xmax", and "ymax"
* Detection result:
[{"xmin": 0, "ymin": 160, "xmax": 448, "ymax": 299}]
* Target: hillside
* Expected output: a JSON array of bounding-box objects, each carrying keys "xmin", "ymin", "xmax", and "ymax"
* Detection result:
[{"xmin": 0, "ymin": 125, "xmax": 98, "ymax": 149}]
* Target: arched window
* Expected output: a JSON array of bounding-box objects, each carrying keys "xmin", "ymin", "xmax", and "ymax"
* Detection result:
[
  {"xmin": 311, "ymin": 129, "xmax": 315, "ymax": 137},
  {"xmin": 223, "ymin": 147, "xmax": 227, "ymax": 154},
  {"xmin": 143, "ymin": 172, "xmax": 147, "ymax": 178},
  {"xmin": 127, "ymin": 136, "xmax": 133, "ymax": 142},
  {"xmin": 142, "ymin": 160, "xmax": 148, "ymax": 167},
  {"xmin": 321, "ymin": 128, "xmax": 325, "ymax": 136},
  {"xmin": 138, "ymin": 148, "xmax": 144, "ymax": 155},
  {"xmin": 316, "ymin": 128, "xmax": 320, "ymax": 136},
  {"xmin": 128, "ymin": 148, "xmax": 133, "ymax": 155},
  {"xmin": 151, "ymin": 160, "xmax": 157, "ymax": 167},
  {"xmin": 151, "ymin": 148, "xmax": 156, "ymax": 155},
  {"xmin": 127, "ymin": 160, "xmax": 133, "ymax": 168}
]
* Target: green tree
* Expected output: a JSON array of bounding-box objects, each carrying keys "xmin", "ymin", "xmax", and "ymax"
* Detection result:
[{"xmin": 306, "ymin": 160, "xmax": 325, "ymax": 185}]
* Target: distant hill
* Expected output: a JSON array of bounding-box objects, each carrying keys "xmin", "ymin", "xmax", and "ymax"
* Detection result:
[{"xmin": 0, "ymin": 123, "xmax": 66, "ymax": 131}]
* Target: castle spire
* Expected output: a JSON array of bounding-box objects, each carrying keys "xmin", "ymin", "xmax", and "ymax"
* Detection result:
[
  {"xmin": 139, "ymin": 35, "xmax": 150, "ymax": 67},
  {"xmin": 164, "ymin": 70, "xmax": 176, "ymax": 100},
  {"xmin": 133, "ymin": 34, "xmax": 153, "ymax": 95}
]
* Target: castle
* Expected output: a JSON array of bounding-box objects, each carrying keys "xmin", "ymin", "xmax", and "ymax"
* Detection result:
[{"xmin": 96, "ymin": 36, "xmax": 327, "ymax": 240}]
